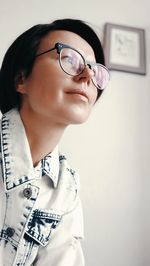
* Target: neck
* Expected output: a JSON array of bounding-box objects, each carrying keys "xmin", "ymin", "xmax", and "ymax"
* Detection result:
[{"xmin": 19, "ymin": 109, "xmax": 67, "ymax": 166}]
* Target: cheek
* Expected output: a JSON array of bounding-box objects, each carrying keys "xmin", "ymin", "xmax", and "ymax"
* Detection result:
[
  {"xmin": 24, "ymin": 68, "xmax": 58, "ymax": 95},
  {"xmin": 91, "ymin": 88, "xmax": 98, "ymax": 105},
  {"xmin": 25, "ymin": 74, "xmax": 65, "ymax": 107}
]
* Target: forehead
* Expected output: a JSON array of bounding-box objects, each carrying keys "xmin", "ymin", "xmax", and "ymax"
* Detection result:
[{"xmin": 38, "ymin": 30, "xmax": 96, "ymax": 60}]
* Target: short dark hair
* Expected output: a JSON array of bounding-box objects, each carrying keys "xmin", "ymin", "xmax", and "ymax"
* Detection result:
[{"xmin": 0, "ymin": 18, "xmax": 105, "ymax": 114}]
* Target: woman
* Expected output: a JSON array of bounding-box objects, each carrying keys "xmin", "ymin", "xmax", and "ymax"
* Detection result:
[{"xmin": 0, "ymin": 18, "xmax": 109, "ymax": 265}]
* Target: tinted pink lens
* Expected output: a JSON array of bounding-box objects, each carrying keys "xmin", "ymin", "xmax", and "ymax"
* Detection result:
[{"xmin": 92, "ymin": 65, "xmax": 109, "ymax": 90}]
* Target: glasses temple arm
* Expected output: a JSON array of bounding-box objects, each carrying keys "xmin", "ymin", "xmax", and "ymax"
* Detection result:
[{"xmin": 36, "ymin": 47, "xmax": 56, "ymax": 57}]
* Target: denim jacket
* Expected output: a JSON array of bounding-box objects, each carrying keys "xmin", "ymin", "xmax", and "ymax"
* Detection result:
[{"xmin": 0, "ymin": 109, "xmax": 84, "ymax": 266}]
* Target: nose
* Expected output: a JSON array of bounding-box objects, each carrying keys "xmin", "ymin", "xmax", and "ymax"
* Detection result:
[{"xmin": 74, "ymin": 65, "xmax": 94, "ymax": 85}]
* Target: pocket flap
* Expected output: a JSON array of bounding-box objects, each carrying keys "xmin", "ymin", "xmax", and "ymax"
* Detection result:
[{"xmin": 25, "ymin": 209, "xmax": 62, "ymax": 246}]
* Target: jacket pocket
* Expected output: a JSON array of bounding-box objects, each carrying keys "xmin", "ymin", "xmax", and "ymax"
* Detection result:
[{"xmin": 25, "ymin": 209, "xmax": 62, "ymax": 246}]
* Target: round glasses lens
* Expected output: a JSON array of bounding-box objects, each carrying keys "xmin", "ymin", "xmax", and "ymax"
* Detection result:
[
  {"xmin": 60, "ymin": 48, "xmax": 85, "ymax": 76},
  {"xmin": 92, "ymin": 65, "xmax": 109, "ymax": 90}
]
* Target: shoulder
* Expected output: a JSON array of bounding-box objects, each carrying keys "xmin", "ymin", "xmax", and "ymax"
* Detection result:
[
  {"xmin": 59, "ymin": 152, "xmax": 80, "ymax": 189},
  {"xmin": 56, "ymin": 152, "xmax": 81, "ymax": 213}
]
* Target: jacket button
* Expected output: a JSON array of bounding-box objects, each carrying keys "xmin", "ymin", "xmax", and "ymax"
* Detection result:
[
  {"xmin": 6, "ymin": 227, "xmax": 15, "ymax": 237},
  {"xmin": 23, "ymin": 188, "xmax": 32, "ymax": 198}
]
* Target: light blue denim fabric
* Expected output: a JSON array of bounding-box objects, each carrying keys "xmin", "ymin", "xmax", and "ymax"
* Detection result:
[{"xmin": 0, "ymin": 109, "xmax": 84, "ymax": 266}]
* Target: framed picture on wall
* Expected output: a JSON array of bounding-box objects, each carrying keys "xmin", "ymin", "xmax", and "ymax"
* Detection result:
[{"xmin": 104, "ymin": 23, "xmax": 146, "ymax": 75}]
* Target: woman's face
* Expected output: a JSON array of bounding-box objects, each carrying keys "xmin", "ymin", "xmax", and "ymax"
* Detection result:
[{"xmin": 17, "ymin": 30, "xmax": 98, "ymax": 126}]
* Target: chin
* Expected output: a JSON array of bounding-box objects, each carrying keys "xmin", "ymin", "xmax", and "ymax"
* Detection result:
[
  {"xmin": 63, "ymin": 105, "xmax": 92, "ymax": 125},
  {"xmin": 70, "ymin": 113, "xmax": 90, "ymax": 125}
]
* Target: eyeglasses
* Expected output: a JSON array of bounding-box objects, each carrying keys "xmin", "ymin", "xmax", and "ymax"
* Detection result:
[{"xmin": 36, "ymin": 42, "xmax": 109, "ymax": 90}]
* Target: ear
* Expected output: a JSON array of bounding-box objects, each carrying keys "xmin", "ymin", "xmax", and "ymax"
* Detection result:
[{"xmin": 15, "ymin": 71, "xmax": 27, "ymax": 94}]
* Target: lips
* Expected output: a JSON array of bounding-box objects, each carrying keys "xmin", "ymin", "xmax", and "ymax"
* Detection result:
[{"xmin": 66, "ymin": 89, "xmax": 89, "ymax": 101}]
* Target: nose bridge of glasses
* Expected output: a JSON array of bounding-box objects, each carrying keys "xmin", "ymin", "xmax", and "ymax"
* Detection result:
[
  {"xmin": 84, "ymin": 63, "xmax": 95, "ymax": 77},
  {"xmin": 86, "ymin": 63, "xmax": 92, "ymax": 70}
]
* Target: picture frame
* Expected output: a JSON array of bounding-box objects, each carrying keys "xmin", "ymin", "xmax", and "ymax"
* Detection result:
[{"xmin": 104, "ymin": 23, "xmax": 146, "ymax": 75}]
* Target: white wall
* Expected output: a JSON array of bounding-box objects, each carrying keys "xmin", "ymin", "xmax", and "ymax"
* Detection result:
[{"xmin": 0, "ymin": 0, "xmax": 150, "ymax": 265}]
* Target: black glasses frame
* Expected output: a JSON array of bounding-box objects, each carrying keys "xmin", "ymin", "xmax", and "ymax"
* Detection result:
[{"xmin": 36, "ymin": 42, "xmax": 109, "ymax": 89}]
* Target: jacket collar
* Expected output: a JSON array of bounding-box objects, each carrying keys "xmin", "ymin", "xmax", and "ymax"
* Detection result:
[{"xmin": 0, "ymin": 108, "xmax": 59, "ymax": 191}]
